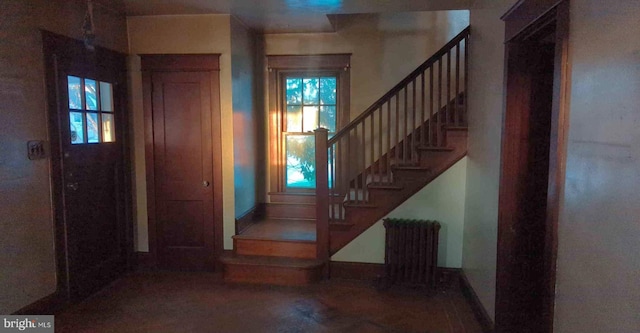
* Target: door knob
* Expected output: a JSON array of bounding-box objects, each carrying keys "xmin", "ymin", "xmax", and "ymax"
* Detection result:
[
  {"xmin": 66, "ymin": 182, "xmax": 79, "ymax": 191},
  {"xmin": 202, "ymin": 181, "xmax": 210, "ymax": 187}
]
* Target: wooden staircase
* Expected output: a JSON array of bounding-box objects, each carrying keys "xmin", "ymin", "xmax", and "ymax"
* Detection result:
[{"xmin": 222, "ymin": 27, "xmax": 470, "ymax": 286}]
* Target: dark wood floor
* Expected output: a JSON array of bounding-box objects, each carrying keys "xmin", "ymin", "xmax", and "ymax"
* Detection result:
[{"xmin": 55, "ymin": 272, "xmax": 482, "ymax": 333}]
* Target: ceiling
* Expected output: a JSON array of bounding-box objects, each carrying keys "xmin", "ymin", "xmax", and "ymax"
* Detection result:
[{"xmin": 123, "ymin": 0, "xmax": 472, "ymax": 33}]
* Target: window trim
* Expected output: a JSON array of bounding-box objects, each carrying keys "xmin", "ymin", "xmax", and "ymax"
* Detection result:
[{"xmin": 267, "ymin": 54, "xmax": 351, "ymax": 194}]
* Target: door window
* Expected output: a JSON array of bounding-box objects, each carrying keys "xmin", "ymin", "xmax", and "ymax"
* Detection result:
[{"xmin": 67, "ymin": 75, "xmax": 116, "ymax": 144}]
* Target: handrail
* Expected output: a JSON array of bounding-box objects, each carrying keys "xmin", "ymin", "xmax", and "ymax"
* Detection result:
[{"xmin": 328, "ymin": 26, "xmax": 470, "ymax": 146}]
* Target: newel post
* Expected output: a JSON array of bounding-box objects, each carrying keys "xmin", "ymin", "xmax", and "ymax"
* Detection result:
[{"xmin": 314, "ymin": 128, "xmax": 330, "ymax": 268}]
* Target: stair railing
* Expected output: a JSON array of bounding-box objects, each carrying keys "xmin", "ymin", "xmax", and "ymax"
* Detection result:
[{"xmin": 314, "ymin": 26, "xmax": 470, "ymax": 262}]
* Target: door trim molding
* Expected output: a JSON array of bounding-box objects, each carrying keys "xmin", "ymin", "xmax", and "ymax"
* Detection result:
[
  {"xmin": 141, "ymin": 54, "xmax": 224, "ymax": 271},
  {"xmin": 496, "ymin": 1, "xmax": 571, "ymax": 332}
]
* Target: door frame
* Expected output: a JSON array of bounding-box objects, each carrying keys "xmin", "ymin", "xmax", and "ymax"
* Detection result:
[
  {"xmin": 141, "ymin": 54, "xmax": 224, "ymax": 270},
  {"xmin": 497, "ymin": 0, "xmax": 571, "ymax": 332},
  {"xmin": 43, "ymin": 31, "xmax": 134, "ymax": 299}
]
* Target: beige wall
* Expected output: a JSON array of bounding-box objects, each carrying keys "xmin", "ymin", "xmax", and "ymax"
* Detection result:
[
  {"xmin": 332, "ymin": 158, "xmax": 467, "ymax": 268},
  {"xmin": 127, "ymin": 14, "xmax": 237, "ymax": 250},
  {"xmin": 0, "ymin": 0, "xmax": 127, "ymax": 314},
  {"xmin": 554, "ymin": 1, "xmax": 640, "ymax": 331},
  {"xmin": 462, "ymin": 0, "xmax": 517, "ymax": 319}
]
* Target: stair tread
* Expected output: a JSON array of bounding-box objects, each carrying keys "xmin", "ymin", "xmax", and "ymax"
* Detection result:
[
  {"xmin": 368, "ymin": 182, "xmax": 404, "ymax": 190},
  {"xmin": 220, "ymin": 253, "xmax": 324, "ymax": 268},
  {"xmin": 343, "ymin": 201, "xmax": 377, "ymax": 208},
  {"xmin": 415, "ymin": 145, "xmax": 455, "ymax": 152},
  {"xmin": 392, "ymin": 164, "xmax": 431, "ymax": 171},
  {"xmin": 234, "ymin": 218, "xmax": 316, "ymax": 242}
]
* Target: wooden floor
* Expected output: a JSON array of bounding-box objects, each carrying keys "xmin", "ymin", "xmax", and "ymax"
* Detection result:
[{"xmin": 55, "ymin": 272, "xmax": 483, "ymax": 333}]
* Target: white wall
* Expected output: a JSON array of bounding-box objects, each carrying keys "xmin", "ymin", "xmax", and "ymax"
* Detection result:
[
  {"xmin": 332, "ymin": 158, "xmax": 467, "ymax": 268},
  {"xmin": 127, "ymin": 15, "xmax": 237, "ymax": 250},
  {"xmin": 554, "ymin": 1, "xmax": 640, "ymax": 332},
  {"xmin": 462, "ymin": 0, "xmax": 517, "ymax": 320}
]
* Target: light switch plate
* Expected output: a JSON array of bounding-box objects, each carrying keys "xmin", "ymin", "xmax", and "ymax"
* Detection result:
[{"xmin": 27, "ymin": 140, "xmax": 47, "ymax": 160}]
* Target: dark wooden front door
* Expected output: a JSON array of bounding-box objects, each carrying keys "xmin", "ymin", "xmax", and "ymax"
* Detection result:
[
  {"xmin": 44, "ymin": 32, "xmax": 132, "ymax": 299},
  {"xmin": 151, "ymin": 71, "xmax": 216, "ymax": 271}
]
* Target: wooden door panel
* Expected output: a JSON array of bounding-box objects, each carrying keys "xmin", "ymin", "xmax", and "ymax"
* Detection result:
[
  {"xmin": 152, "ymin": 71, "xmax": 215, "ymax": 271},
  {"xmin": 43, "ymin": 31, "xmax": 132, "ymax": 300}
]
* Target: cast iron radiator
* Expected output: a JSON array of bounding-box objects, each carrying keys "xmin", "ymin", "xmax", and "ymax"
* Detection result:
[{"xmin": 383, "ymin": 218, "xmax": 440, "ymax": 288}]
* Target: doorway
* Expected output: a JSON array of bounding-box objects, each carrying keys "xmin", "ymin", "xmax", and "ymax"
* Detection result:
[
  {"xmin": 497, "ymin": 1, "xmax": 571, "ymax": 332},
  {"xmin": 43, "ymin": 32, "xmax": 132, "ymax": 300},
  {"xmin": 141, "ymin": 55, "xmax": 223, "ymax": 271}
]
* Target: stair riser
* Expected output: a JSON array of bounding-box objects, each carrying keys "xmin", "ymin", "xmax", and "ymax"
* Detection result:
[
  {"xmin": 223, "ymin": 264, "xmax": 322, "ymax": 286},
  {"xmin": 234, "ymin": 238, "xmax": 316, "ymax": 259},
  {"xmin": 263, "ymin": 204, "xmax": 316, "ymax": 219}
]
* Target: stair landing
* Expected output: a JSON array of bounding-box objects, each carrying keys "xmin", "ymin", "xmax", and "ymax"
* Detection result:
[{"xmin": 222, "ymin": 218, "xmax": 323, "ymax": 285}]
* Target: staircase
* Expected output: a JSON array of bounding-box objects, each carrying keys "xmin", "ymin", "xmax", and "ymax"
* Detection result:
[{"xmin": 221, "ymin": 27, "xmax": 470, "ymax": 285}]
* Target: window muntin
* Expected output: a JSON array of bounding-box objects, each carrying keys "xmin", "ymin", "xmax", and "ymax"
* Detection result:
[{"xmin": 67, "ymin": 76, "xmax": 116, "ymax": 144}]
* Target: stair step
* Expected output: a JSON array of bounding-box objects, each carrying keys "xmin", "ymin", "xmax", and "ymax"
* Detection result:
[
  {"xmin": 343, "ymin": 201, "xmax": 377, "ymax": 208},
  {"xmin": 368, "ymin": 182, "xmax": 404, "ymax": 190},
  {"xmin": 233, "ymin": 219, "xmax": 316, "ymax": 259},
  {"xmin": 415, "ymin": 145, "xmax": 455, "ymax": 152},
  {"xmin": 220, "ymin": 253, "xmax": 324, "ymax": 286},
  {"xmin": 263, "ymin": 202, "xmax": 316, "ymax": 219},
  {"xmin": 392, "ymin": 164, "xmax": 431, "ymax": 171},
  {"xmin": 329, "ymin": 221, "xmax": 355, "ymax": 231}
]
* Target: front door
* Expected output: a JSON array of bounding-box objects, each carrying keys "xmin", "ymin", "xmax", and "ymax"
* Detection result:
[
  {"xmin": 151, "ymin": 71, "xmax": 216, "ymax": 271},
  {"xmin": 44, "ymin": 32, "xmax": 131, "ymax": 299}
]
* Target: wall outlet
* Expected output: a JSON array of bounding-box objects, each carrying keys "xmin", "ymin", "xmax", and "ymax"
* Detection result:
[{"xmin": 27, "ymin": 140, "xmax": 47, "ymax": 160}]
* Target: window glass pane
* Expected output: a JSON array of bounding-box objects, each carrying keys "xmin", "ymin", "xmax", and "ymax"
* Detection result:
[
  {"xmin": 302, "ymin": 106, "xmax": 318, "ymax": 131},
  {"xmin": 286, "ymin": 134, "xmax": 315, "ymax": 188},
  {"xmin": 86, "ymin": 113, "xmax": 99, "ymax": 143},
  {"xmin": 69, "ymin": 112, "xmax": 85, "ymax": 144},
  {"xmin": 99, "ymin": 81, "xmax": 113, "ymax": 112},
  {"xmin": 320, "ymin": 77, "xmax": 337, "ymax": 105},
  {"xmin": 286, "ymin": 78, "xmax": 302, "ymax": 105},
  {"xmin": 68, "ymin": 76, "xmax": 82, "ymax": 110},
  {"xmin": 85, "ymin": 79, "xmax": 98, "ymax": 110},
  {"xmin": 303, "ymin": 78, "xmax": 319, "ymax": 105},
  {"xmin": 320, "ymin": 106, "xmax": 336, "ymax": 132},
  {"xmin": 102, "ymin": 113, "xmax": 116, "ymax": 142},
  {"xmin": 286, "ymin": 105, "xmax": 302, "ymax": 132}
]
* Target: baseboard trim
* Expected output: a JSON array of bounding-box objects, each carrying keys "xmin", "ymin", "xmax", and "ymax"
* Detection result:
[
  {"xmin": 460, "ymin": 270, "xmax": 495, "ymax": 333},
  {"xmin": 136, "ymin": 251, "xmax": 155, "ymax": 271},
  {"xmin": 12, "ymin": 292, "xmax": 66, "ymax": 315},
  {"xmin": 235, "ymin": 203, "xmax": 265, "ymax": 234}
]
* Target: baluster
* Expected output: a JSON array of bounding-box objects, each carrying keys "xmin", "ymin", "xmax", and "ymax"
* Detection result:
[
  {"xmin": 378, "ymin": 106, "xmax": 382, "ymax": 183},
  {"xmin": 456, "ymin": 41, "xmax": 461, "ymax": 127},
  {"xmin": 361, "ymin": 120, "xmax": 367, "ymax": 203},
  {"xmin": 353, "ymin": 126, "xmax": 358, "ymax": 204},
  {"xmin": 464, "ymin": 36, "xmax": 469, "ymax": 124},
  {"xmin": 395, "ymin": 93, "xmax": 399, "ymax": 166},
  {"xmin": 411, "ymin": 80, "xmax": 416, "ymax": 163},
  {"xmin": 403, "ymin": 87, "xmax": 408, "ymax": 164},
  {"xmin": 421, "ymin": 71, "xmax": 425, "ymax": 147},
  {"xmin": 370, "ymin": 113, "xmax": 374, "ymax": 187},
  {"xmin": 429, "ymin": 66, "xmax": 434, "ymax": 147},
  {"xmin": 329, "ymin": 144, "xmax": 334, "ymax": 221},
  {"xmin": 387, "ymin": 100, "xmax": 391, "ymax": 182},
  {"xmin": 447, "ymin": 50, "xmax": 451, "ymax": 127},
  {"xmin": 438, "ymin": 58, "xmax": 442, "ymax": 147}
]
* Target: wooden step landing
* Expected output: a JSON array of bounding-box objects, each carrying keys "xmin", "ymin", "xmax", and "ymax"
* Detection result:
[
  {"xmin": 233, "ymin": 219, "xmax": 316, "ymax": 259},
  {"xmin": 220, "ymin": 253, "xmax": 324, "ymax": 286}
]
